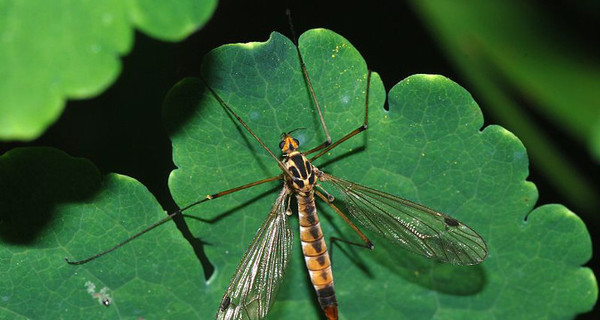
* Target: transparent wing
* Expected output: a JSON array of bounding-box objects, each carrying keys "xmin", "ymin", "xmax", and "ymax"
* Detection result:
[
  {"xmin": 322, "ymin": 174, "xmax": 488, "ymax": 265},
  {"xmin": 216, "ymin": 187, "xmax": 294, "ymax": 320}
]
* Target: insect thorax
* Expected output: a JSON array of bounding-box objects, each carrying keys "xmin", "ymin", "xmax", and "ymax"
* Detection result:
[{"xmin": 284, "ymin": 151, "xmax": 317, "ymax": 193}]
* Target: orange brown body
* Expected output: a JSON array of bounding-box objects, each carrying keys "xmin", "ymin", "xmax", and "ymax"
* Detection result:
[{"xmin": 282, "ymin": 134, "xmax": 338, "ymax": 320}]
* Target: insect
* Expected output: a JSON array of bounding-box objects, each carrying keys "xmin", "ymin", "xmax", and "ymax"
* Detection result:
[{"xmin": 66, "ymin": 26, "xmax": 488, "ymax": 320}]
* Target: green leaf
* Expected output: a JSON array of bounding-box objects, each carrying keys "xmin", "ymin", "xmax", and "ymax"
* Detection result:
[
  {"xmin": 1, "ymin": 29, "xmax": 596, "ymax": 319},
  {"xmin": 0, "ymin": 147, "xmax": 207, "ymax": 319},
  {"xmin": 163, "ymin": 30, "xmax": 597, "ymax": 318},
  {"xmin": 0, "ymin": 0, "xmax": 217, "ymax": 141}
]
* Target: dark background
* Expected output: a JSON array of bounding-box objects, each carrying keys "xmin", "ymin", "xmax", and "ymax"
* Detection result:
[{"xmin": 1, "ymin": 0, "xmax": 597, "ymax": 318}]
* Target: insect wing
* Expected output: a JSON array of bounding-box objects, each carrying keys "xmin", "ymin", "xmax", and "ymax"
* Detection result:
[
  {"xmin": 216, "ymin": 188, "xmax": 294, "ymax": 320},
  {"xmin": 322, "ymin": 174, "xmax": 487, "ymax": 265}
]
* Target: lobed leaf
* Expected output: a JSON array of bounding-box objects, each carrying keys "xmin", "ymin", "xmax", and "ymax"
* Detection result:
[{"xmin": 164, "ymin": 29, "xmax": 597, "ymax": 319}]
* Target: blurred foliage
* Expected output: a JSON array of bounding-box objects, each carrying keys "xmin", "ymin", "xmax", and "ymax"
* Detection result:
[
  {"xmin": 409, "ymin": 0, "xmax": 600, "ymax": 212},
  {"xmin": 0, "ymin": 0, "xmax": 216, "ymax": 141}
]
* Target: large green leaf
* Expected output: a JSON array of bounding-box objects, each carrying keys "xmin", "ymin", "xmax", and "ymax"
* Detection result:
[
  {"xmin": 163, "ymin": 30, "xmax": 596, "ymax": 318},
  {"xmin": 0, "ymin": 0, "xmax": 217, "ymax": 141},
  {"xmin": 0, "ymin": 29, "xmax": 596, "ymax": 319}
]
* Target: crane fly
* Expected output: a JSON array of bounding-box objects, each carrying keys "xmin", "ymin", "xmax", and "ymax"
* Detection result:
[{"xmin": 66, "ymin": 28, "xmax": 488, "ymax": 320}]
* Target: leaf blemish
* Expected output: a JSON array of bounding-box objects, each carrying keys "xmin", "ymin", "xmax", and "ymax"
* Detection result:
[
  {"xmin": 85, "ymin": 281, "xmax": 112, "ymax": 307},
  {"xmin": 340, "ymin": 95, "xmax": 350, "ymax": 104}
]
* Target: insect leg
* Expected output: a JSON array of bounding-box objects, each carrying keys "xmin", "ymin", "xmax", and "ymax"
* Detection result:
[
  {"xmin": 65, "ymin": 175, "xmax": 281, "ymax": 265},
  {"xmin": 316, "ymin": 185, "xmax": 335, "ymax": 202},
  {"xmin": 315, "ymin": 190, "xmax": 374, "ymax": 250},
  {"xmin": 309, "ymin": 70, "xmax": 372, "ymax": 160},
  {"xmin": 329, "ymin": 236, "xmax": 376, "ymax": 262},
  {"xmin": 287, "ymin": 10, "xmax": 333, "ymax": 154},
  {"xmin": 200, "ymin": 78, "xmax": 293, "ymax": 179}
]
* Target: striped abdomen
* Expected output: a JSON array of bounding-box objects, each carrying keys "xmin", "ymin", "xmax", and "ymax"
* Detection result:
[{"xmin": 297, "ymin": 192, "xmax": 338, "ymax": 320}]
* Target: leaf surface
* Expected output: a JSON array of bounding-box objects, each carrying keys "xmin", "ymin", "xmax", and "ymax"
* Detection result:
[{"xmin": 0, "ymin": 147, "xmax": 209, "ymax": 319}]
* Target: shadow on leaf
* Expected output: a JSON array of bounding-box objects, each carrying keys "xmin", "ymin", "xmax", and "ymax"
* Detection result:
[
  {"xmin": 0, "ymin": 147, "xmax": 101, "ymax": 244},
  {"xmin": 372, "ymin": 235, "xmax": 487, "ymax": 295}
]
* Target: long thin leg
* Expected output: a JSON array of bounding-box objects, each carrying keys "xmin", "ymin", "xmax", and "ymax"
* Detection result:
[
  {"xmin": 286, "ymin": 9, "xmax": 332, "ymax": 153},
  {"xmin": 315, "ymin": 190, "xmax": 373, "ymax": 250},
  {"xmin": 302, "ymin": 139, "xmax": 331, "ymax": 156},
  {"xmin": 329, "ymin": 237, "xmax": 374, "ymax": 262},
  {"xmin": 330, "ymin": 237, "xmax": 373, "ymax": 250},
  {"xmin": 310, "ymin": 70, "xmax": 372, "ymax": 161},
  {"xmin": 315, "ymin": 190, "xmax": 374, "ymax": 264},
  {"xmin": 65, "ymin": 175, "xmax": 281, "ymax": 265},
  {"xmin": 200, "ymin": 78, "xmax": 293, "ymax": 179}
]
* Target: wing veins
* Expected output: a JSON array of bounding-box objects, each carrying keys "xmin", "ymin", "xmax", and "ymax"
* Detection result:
[
  {"xmin": 345, "ymin": 187, "xmax": 439, "ymax": 257},
  {"xmin": 321, "ymin": 174, "xmax": 487, "ymax": 265},
  {"xmin": 216, "ymin": 186, "xmax": 293, "ymax": 320}
]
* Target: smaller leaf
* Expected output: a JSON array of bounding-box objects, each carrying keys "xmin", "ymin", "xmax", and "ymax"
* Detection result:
[{"xmin": 0, "ymin": 147, "xmax": 206, "ymax": 319}]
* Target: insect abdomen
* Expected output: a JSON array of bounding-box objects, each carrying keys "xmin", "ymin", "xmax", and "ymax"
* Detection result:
[{"xmin": 297, "ymin": 193, "xmax": 338, "ymax": 320}]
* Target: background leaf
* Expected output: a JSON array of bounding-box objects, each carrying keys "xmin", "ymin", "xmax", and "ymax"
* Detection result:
[
  {"xmin": 0, "ymin": 147, "xmax": 207, "ymax": 319},
  {"xmin": 408, "ymin": 0, "xmax": 600, "ymax": 210},
  {"xmin": 0, "ymin": 0, "xmax": 216, "ymax": 141}
]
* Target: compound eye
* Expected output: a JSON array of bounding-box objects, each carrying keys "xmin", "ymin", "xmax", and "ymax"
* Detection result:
[
  {"xmin": 279, "ymin": 140, "xmax": 286, "ymax": 149},
  {"xmin": 293, "ymin": 138, "xmax": 299, "ymax": 146}
]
